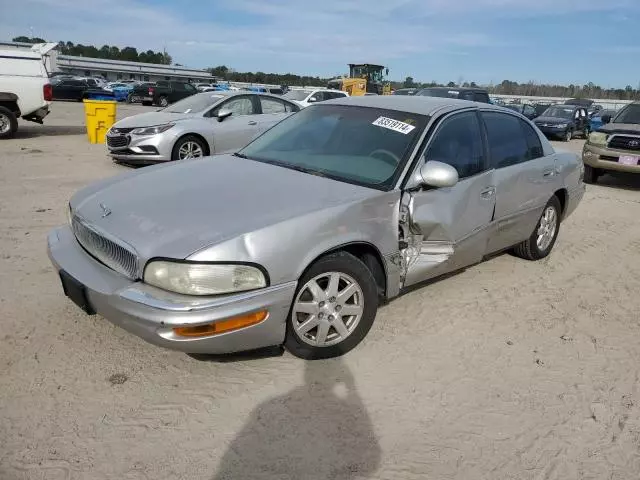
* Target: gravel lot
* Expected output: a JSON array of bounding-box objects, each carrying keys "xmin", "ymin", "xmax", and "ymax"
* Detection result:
[{"xmin": 1, "ymin": 101, "xmax": 640, "ymax": 480}]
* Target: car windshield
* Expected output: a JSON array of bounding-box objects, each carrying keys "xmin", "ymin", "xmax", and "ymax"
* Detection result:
[
  {"xmin": 163, "ymin": 93, "xmax": 225, "ymax": 113},
  {"xmin": 613, "ymin": 104, "xmax": 640, "ymax": 124},
  {"xmin": 542, "ymin": 106, "xmax": 574, "ymax": 119},
  {"xmin": 283, "ymin": 90, "xmax": 312, "ymax": 101},
  {"xmin": 239, "ymin": 104, "xmax": 427, "ymax": 190},
  {"xmin": 505, "ymin": 105, "xmax": 524, "ymax": 113}
]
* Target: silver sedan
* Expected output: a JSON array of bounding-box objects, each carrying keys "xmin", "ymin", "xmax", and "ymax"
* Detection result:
[
  {"xmin": 48, "ymin": 96, "xmax": 585, "ymax": 359},
  {"xmin": 106, "ymin": 91, "xmax": 300, "ymax": 164}
]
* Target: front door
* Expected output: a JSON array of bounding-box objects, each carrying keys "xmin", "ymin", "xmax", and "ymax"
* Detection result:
[
  {"xmin": 401, "ymin": 110, "xmax": 496, "ymax": 287},
  {"xmin": 209, "ymin": 95, "xmax": 261, "ymax": 154}
]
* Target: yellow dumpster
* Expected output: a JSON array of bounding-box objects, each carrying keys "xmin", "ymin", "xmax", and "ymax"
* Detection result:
[{"xmin": 83, "ymin": 99, "xmax": 117, "ymax": 144}]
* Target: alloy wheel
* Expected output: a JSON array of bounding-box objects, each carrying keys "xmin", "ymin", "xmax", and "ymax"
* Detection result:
[
  {"xmin": 0, "ymin": 113, "xmax": 10, "ymax": 134},
  {"xmin": 292, "ymin": 271, "xmax": 364, "ymax": 347},
  {"xmin": 536, "ymin": 205, "xmax": 558, "ymax": 251},
  {"xmin": 177, "ymin": 141, "xmax": 204, "ymax": 160}
]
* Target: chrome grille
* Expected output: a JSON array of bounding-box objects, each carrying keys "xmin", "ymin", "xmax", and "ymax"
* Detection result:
[
  {"xmin": 107, "ymin": 135, "xmax": 129, "ymax": 148},
  {"xmin": 72, "ymin": 216, "xmax": 139, "ymax": 279}
]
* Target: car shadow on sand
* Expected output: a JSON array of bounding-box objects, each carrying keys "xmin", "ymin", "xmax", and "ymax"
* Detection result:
[
  {"xmin": 595, "ymin": 172, "xmax": 640, "ymax": 191},
  {"xmin": 210, "ymin": 357, "xmax": 381, "ymax": 480},
  {"xmin": 13, "ymin": 125, "xmax": 87, "ymax": 138}
]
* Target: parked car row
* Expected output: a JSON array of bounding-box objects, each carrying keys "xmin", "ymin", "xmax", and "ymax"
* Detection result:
[
  {"xmin": 106, "ymin": 91, "xmax": 301, "ymax": 163},
  {"xmin": 49, "ymin": 94, "xmax": 585, "ymax": 360}
]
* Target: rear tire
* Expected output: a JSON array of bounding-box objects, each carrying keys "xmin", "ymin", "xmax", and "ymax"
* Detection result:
[
  {"xmin": 0, "ymin": 106, "xmax": 18, "ymax": 139},
  {"xmin": 285, "ymin": 252, "xmax": 378, "ymax": 360},
  {"xmin": 512, "ymin": 196, "xmax": 562, "ymax": 261},
  {"xmin": 583, "ymin": 164, "xmax": 598, "ymax": 184}
]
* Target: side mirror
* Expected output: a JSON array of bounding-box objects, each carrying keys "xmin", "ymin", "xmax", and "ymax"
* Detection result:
[
  {"xmin": 217, "ymin": 108, "xmax": 233, "ymax": 122},
  {"xmin": 418, "ymin": 161, "xmax": 459, "ymax": 188},
  {"xmin": 308, "ymin": 96, "xmax": 318, "ymax": 103},
  {"xmin": 601, "ymin": 114, "xmax": 611, "ymax": 124}
]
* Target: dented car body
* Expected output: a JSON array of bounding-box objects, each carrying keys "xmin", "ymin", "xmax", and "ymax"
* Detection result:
[{"xmin": 48, "ymin": 96, "xmax": 584, "ymax": 359}]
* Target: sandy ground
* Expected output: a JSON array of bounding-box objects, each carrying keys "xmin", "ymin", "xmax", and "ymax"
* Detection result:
[{"xmin": 1, "ymin": 102, "xmax": 640, "ymax": 480}]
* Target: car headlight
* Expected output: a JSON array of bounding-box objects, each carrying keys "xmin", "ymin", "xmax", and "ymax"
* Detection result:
[
  {"xmin": 130, "ymin": 123, "xmax": 175, "ymax": 136},
  {"xmin": 143, "ymin": 260, "xmax": 267, "ymax": 296},
  {"xmin": 555, "ymin": 123, "xmax": 568, "ymax": 128},
  {"xmin": 588, "ymin": 131, "xmax": 607, "ymax": 146}
]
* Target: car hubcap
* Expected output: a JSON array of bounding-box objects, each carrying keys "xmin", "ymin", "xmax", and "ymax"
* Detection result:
[
  {"xmin": 160, "ymin": 98, "xmax": 168, "ymax": 107},
  {"xmin": 537, "ymin": 206, "xmax": 558, "ymax": 251},
  {"xmin": 178, "ymin": 141, "xmax": 203, "ymax": 160},
  {"xmin": 292, "ymin": 272, "xmax": 364, "ymax": 347},
  {"xmin": 0, "ymin": 113, "xmax": 10, "ymax": 134}
]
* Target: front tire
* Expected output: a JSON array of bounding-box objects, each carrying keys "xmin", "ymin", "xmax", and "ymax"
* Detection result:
[
  {"xmin": 583, "ymin": 164, "xmax": 599, "ymax": 184},
  {"xmin": 171, "ymin": 135, "xmax": 207, "ymax": 161},
  {"xmin": 285, "ymin": 252, "xmax": 378, "ymax": 360},
  {"xmin": 158, "ymin": 96, "xmax": 169, "ymax": 108},
  {"xmin": 563, "ymin": 129, "xmax": 572, "ymax": 142},
  {"xmin": 0, "ymin": 106, "xmax": 18, "ymax": 139},
  {"xmin": 513, "ymin": 196, "xmax": 562, "ymax": 261}
]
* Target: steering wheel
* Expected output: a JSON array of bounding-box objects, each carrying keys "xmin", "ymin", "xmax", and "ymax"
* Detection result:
[{"xmin": 369, "ymin": 149, "xmax": 401, "ymax": 166}]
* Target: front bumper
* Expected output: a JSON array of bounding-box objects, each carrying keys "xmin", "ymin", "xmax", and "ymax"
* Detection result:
[
  {"xmin": 47, "ymin": 226, "xmax": 296, "ymax": 354},
  {"xmin": 535, "ymin": 125, "xmax": 569, "ymax": 138},
  {"xmin": 582, "ymin": 143, "xmax": 640, "ymax": 174},
  {"xmin": 106, "ymin": 130, "xmax": 177, "ymax": 163}
]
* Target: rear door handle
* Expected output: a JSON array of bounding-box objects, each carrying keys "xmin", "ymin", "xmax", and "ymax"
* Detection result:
[
  {"xmin": 247, "ymin": 120, "xmax": 257, "ymax": 126},
  {"xmin": 480, "ymin": 187, "xmax": 496, "ymax": 199},
  {"xmin": 543, "ymin": 168, "xmax": 556, "ymax": 178}
]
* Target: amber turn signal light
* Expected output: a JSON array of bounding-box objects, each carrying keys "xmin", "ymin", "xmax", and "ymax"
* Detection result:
[{"xmin": 173, "ymin": 310, "xmax": 268, "ymax": 338}]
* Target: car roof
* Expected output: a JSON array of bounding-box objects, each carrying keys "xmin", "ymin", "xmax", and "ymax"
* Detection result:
[
  {"xmin": 192, "ymin": 90, "xmax": 296, "ymax": 102},
  {"xmin": 325, "ymin": 95, "xmax": 507, "ymax": 116}
]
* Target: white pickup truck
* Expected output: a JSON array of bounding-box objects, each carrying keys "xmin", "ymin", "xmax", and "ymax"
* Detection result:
[{"xmin": 0, "ymin": 43, "xmax": 56, "ymax": 139}]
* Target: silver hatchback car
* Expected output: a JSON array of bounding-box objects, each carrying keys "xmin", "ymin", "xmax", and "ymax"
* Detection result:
[
  {"xmin": 106, "ymin": 91, "xmax": 300, "ymax": 164},
  {"xmin": 48, "ymin": 96, "xmax": 585, "ymax": 359}
]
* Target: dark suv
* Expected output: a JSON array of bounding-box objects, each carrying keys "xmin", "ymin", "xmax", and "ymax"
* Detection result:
[
  {"xmin": 416, "ymin": 87, "xmax": 490, "ymax": 103},
  {"xmin": 533, "ymin": 104, "xmax": 590, "ymax": 142},
  {"xmin": 133, "ymin": 81, "xmax": 198, "ymax": 107}
]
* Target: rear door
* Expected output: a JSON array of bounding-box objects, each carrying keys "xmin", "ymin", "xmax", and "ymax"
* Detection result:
[
  {"xmin": 208, "ymin": 95, "xmax": 260, "ymax": 153},
  {"xmin": 400, "ymin": 110, "xmax": 496, "ymax": 287},
  {"xmin": 481, "ymin": 111, "xmax": 557, "ymax": 253},
  {"xmin": 255, "ymin": 96, "xmax": 299, "ymax": 133}
]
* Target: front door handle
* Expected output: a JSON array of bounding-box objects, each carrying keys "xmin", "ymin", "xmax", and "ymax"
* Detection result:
[
  {"xmin": 480, "ymin": 187, "xmax": 496, "ymax": 199},
  {"xmin": 542, "ymin": 168, "xmax": 556, "ymax": 178},
  {"xmin": 247, "ymin": 120, "xmax": 257, "ymax": 126}
]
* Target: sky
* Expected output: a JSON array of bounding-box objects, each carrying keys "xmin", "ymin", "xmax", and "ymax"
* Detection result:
[{"xmin": 2, "ymin": 0, "xmax": 640, "ymax": 88}]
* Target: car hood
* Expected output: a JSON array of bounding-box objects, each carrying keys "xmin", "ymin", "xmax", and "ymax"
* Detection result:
[
  {"xmin": 534, "ymin": 116, "xmax": 572, "ymax": 124},
  {"xmin": 113, "ymin": 111, "xmax": 196, "ymax": 128},
  {"xmin": 70, "ymin": 155, "xmax": 381, "ymax": 261},
  {"xmin": 597, "ymin": 123, "xmax": 640, "ymax": 134}
]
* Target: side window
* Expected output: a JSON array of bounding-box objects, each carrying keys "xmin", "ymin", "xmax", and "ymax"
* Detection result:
[
  {"xmin": 185, "ymin": 84, "xmax": 197, "ymax": 93},
  {"xmin": 173, "ymin": 82, "xmax": 186, "ymax": 91},
  {"xmin": 580, "ymin": 109, "xmax": 587, "ymax": 118},
  {"xmin": 519, "ymin": 119, "xmax": 544, "ymax": 160},
  {"xmin": 574, "ymin": 109, "xmax": 580, "ymax": 120},
  {"xmin": 260, "ymin": 97, "xmax": 287, "ymax": 114},
  {"xmin": 424, "ymin": 112, "xmax": 485, "ymax": 179},
  {"xmin": 311, "ymin": 91, "xmax": 325, "ymax": 102},
  {"xmin": 481, "ymin": 112, "xmax": 529, "ymax": 168},
  {"xmin": 475, "ymin": 92, "xmax": 490, "ymax": 103},
  {"xmin": 218, "ymin": 96, "xmax": 254, "ymax": 116}
]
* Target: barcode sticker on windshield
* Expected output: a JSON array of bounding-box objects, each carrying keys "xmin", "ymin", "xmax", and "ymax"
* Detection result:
[{"xmin": 372, "ymin": 117, "xmax": 416, "ymax": 134}]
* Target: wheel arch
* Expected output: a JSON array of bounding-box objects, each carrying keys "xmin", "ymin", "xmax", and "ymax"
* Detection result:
[
  {"xmin": 553, "ymin": 188, "xmax": 568, "ymax": 218},
  {"xmin": 300, "ymin": 241, "xmax": 388, "ymax": 299}
]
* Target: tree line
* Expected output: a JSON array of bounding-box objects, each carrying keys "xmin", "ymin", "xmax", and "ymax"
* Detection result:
[
  {"xmin": 401, "ymin": 77, "xmax": 640, "ymax": 101},
  {"xmin": 207, "ymin": 65, "xmax": 330, "ymax": 87},
  {"xmin": 12, "ymin": 36, "xmax": 172, "ymax": 65}
]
